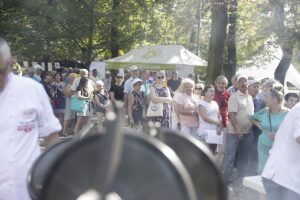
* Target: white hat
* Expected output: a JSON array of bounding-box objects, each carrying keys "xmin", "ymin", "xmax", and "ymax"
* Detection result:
[
  {"xmin": 34, "ymin": 64, "xmax": 44, "ymax": 70},
  {"xmin": 248, "ymin": 79, "xmax": 259, "ymax": 86},
  {"xmin": 129, "ymin": 65, "xmax": 138, "ymax": 71},
  {"xmin": 237, "ymin": 74, "xmax": 248, "ymax": 82},
  {"xmin": 105, "ymin": 70, "xmax": 111, "ymax": 75},
  {"xmin": 132, "ymin": 78, "xmax": 143, "ymax": 86}
]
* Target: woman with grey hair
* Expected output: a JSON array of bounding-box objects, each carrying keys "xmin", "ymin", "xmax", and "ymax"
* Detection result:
[
  {"xmin": 94, "ymin": 80, "xmax": 110, "ymax": 133},
  {"xmin": 249, "ymin": 88, "xmax": 289, "ymax": 173}
]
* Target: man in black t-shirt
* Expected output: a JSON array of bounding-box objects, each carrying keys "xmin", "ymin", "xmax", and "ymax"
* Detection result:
[{"xmin": 167, "ymin": 71, "xmax": 181, "ymax": 97}]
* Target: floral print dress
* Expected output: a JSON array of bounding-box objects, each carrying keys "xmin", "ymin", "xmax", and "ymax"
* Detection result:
[{"xmin": 149, "ymin": 87, "xmax": 171, "ymax": 128}]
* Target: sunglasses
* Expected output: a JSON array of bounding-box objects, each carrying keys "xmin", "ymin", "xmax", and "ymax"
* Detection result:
[
  {"xmin": 116, "ymin": 76, "xmax": 123, "ymax": 78},
  {"xmin": 157, "ymin": 76, "xmax": 164, "ymax": 79},
  {"xmin": 195, "ymin": 88, "xmax": 203, "ymax": 90}
]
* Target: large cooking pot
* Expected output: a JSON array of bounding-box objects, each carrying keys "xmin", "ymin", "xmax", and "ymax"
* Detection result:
[
  {"xmin": 28, "ymin": 132, "xmax": 197, "ymax": 200},
  {"xmin": 156, "ymin": 128, "xmax": 227, "ymax": 200}
]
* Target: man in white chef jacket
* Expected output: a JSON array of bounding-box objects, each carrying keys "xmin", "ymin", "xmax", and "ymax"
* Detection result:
[
  {"xmin": 262, "ymin": 102, "xmax": 300, "ymax": 200},
  {"xmin": 0, "ymin": 38, "xmax": 61, "ymax": 200}
]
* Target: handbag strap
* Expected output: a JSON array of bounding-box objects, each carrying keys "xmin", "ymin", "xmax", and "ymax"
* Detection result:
[{"xmin": 268, "ymin": 109, "xmax": 273, "ymax": 132}]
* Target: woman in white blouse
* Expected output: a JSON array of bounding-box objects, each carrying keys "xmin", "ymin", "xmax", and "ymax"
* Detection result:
[{"xmin": 198, "ymin": 85, "xmax": 222, "ymax": 153}]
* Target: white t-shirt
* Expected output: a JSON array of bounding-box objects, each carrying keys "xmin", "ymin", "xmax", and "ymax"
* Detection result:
[
  {"xmin": 262, "ymin": 103, "xmax": 300, "ymax": 195},
  {"xmin": 198, "ymin": 100, "xmax": 219, "ymax": 135},
  {"xmin": 89, "ymin": 75, "xmax": 100, "ymax": 83},
  {"xmin": 0, "ymin": 73, "xmax": 61, "ymax": 200},
  {"xmin": 123, "ymin": 77, "xmax": 137, "ymax": 94}
]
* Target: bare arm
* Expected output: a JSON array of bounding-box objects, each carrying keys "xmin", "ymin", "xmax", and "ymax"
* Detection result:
[
  {"xmin": 229, "ymin": 112, "xmax": 242, "ymax": 137},
  {"xmin": 173, "ymin": 101, "xmax": 180, "ymax": 119},
  {"xmin": 43, "ymin": 133, "xmax": 59, "ymax": 149},
  {"xmin": 198, "ymin": 105, "xmax": 221, "ymax": 126},
  {"xmin": 296, "ymin": 136, "xmax": 300, "ymax": 144},
  {"xmin": 64, "ymin": 85, "xmax": 73, "ymax": 98},
  {"xmin": 150, "ymin": 86, "xmax": 172, "ymax": 104},
  {"xmin": 249, "ymin": 118, "xmax": 262, "ymax": 130},
  {"xmin": 110, "ymin": 91, "xmax": 117, "ymax": 103},
  {"xmin": 127, "ymin": 94, "xmax": 134, "ymax": 123},
  {"xmin": 178, "ymin": 103, "xmax": 198, "ymax": 117},
  {"xmin": 76, "ymin": 91, "xmax": 91, "ymax": 100}
]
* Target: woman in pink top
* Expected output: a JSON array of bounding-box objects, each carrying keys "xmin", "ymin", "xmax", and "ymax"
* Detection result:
[{"xmin": 177, "ymin": 78, "xmax": 199, "ymax": 137}]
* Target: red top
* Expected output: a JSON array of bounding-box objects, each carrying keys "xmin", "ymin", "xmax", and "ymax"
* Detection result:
[{"xmin": 214, "ymin": 89, "xmax": 231, "ymax": 127}]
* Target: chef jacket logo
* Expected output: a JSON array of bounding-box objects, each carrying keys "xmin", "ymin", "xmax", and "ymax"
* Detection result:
[{"xmin": 17, "ymin": 109, "xmax": 37, "ymax": 133}]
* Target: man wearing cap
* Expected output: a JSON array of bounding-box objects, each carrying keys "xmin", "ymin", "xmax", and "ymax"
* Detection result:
[
  {"xmin": 225, "ymin": 74, "xmax": 254, "ymax": 191},
  {"xmin": 247, "ymin": 79, "xmax": 262, "ymax": 175},
  {"xmin": 124, "ymin": 65, "xmax": 139, "ymax": 109},
  {"xmin": 34, "ymin": 64, "xmax": 43, "ymax": 82},
  {"xmin": 0, "ymin": 38, "xmax": 60, "ymax": 199},
  {"xmin": 24, "ymin": 66, "xmax": 40, "ymax": 82},
  {"xmin": 102, "ymin": 70, "xmax": 112, "ymax": 91}
]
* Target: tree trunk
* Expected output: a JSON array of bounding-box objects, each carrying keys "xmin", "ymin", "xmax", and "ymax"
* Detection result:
[
  {"xmin": 189, "ymin": 0, "xmax": 202, "ymax": 55},
  {"xmin": 274, "ymin": 43, "xmax": 293, "ymax": 85},
  {"xmin": 111, "ymin": 0, "xmax": 120, "ymax": 58},
  {"xmin": 85, "ymin": 1, "xmax": 95, "ymax": 68},
  {"xmin": 271, "ymin": 0, "xmax": 294, "ymax": 86},
  {"xmin": 224, "ymin": 0, "xmax": 237, "ymax": 84},
  {"xmin": 206, "ymin": 0, "xmax": 228, "ymax": 84}
]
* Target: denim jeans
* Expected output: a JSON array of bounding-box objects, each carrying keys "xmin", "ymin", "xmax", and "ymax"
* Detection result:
[
  {"xmin": 263, "ymin": 178, "xmax": 300, "ymax": 200},
  {"xmin": 224, "ymin": 132, "xmax": 252, "ymax": 184}
]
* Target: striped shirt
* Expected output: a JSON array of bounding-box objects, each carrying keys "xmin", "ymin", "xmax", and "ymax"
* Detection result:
[{"xmin": 228, "ymin": 90, "xmax": 254, "ymax": 134}]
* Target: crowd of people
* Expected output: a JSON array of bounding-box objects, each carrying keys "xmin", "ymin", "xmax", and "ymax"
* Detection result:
[{"xmin": 2, "ymin": 37, "xmax": 300, "ymax": 200}]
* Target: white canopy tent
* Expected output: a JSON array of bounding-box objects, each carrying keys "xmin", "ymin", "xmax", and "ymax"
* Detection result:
[
  {"xmin": 237, "ymin": 43, "xmax": 300, "ymax": 91},
  {"xmin": 105, "ymin": 45, "xmax": 207, "ymax": 77}
]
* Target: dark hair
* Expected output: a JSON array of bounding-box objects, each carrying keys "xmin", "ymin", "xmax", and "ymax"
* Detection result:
[
  {"xmin": 284, "ymin": 92, "xmax": 299, "ymax": 102},
  {"xmin": 40, "ymin": 71, "xmax": 49, "ymax": 81},
  {"xmin": 76, "ymin": 77, "xmax": 89, "ymax": 96},
  {"xmin": 54, "ymin": 73, "xmax": 63, "ymax": 81},
  {"xmin": 201, "ymin": 85, "xmax": 214, "ymax": 96}
]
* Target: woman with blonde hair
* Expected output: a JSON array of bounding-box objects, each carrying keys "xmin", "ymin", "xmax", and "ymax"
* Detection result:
[
  {"xmin": 176, "ymin": 78, "xmax": 199, "ymax": 136},
  {"xmin": 148, "ymin": 71, "xmax": 172, "ymax": 128}
]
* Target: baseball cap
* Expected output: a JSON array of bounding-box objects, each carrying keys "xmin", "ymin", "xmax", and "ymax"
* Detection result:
[
  {"xmin": 237, "ymin": 74, "xmax": 248, "ymax": 82},
  {"xmin": 129, "ymin": 65, "xmax": 138, "ymax": 71},
  {"xmin": 116, "ymin": 72, "xmax": 123, "ymax": 77},
  {"xmin": 132, "ymin": 78, "xmax": 143, "ymax": 86},
  {"xmin": 34, "ymin": 64, "xmax": 44, "ymax": 71},
  {"xmin": 105, "ymin": 70, "xmax": 111, "ymax": 75},
  {"xmin": 248, "ymin": 79, "xmax": 259, "ymax": 86}
]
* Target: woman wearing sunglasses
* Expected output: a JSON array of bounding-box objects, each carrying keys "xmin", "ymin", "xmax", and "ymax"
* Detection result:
[
  {"xmin": 148, "ymin": 71, "xmax": 172, "ymax": 128},
  {"xmin": 109, "ymin": 72, "xmax": 124, "ymax": 103}
]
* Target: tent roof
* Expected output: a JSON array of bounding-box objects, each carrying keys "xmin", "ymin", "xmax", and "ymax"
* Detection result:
[{"xmin": 106, "ymin": 45, "xmax": 207, "ymax": 69}]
